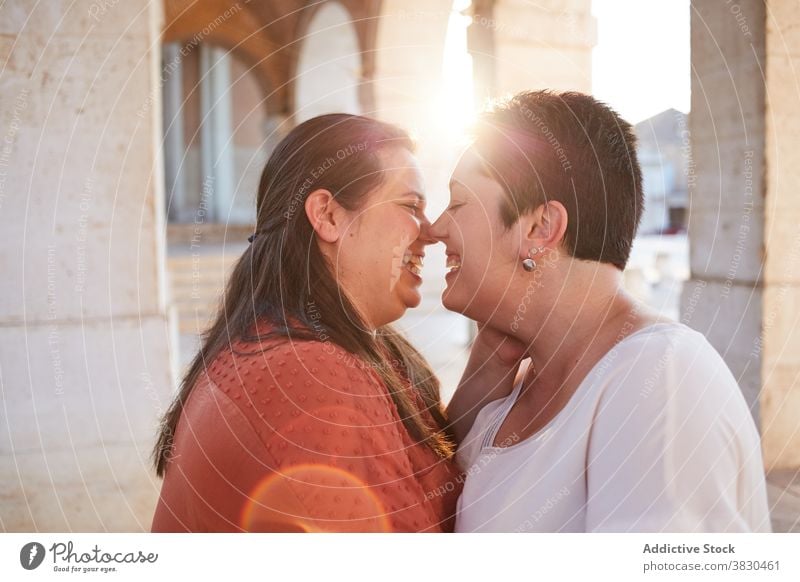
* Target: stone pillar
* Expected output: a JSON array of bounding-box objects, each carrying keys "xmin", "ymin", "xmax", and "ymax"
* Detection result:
[
  {"xmin": 372, "ymin": 0, "xmax": 452, "ymax": 140},
  {"xmin": 163, "ymin": 42, "xmax": 185, "ymax": 223},
  {"xmin": 470, "ymin": 0, "xmax": 596, "ymax": 102},
  {"xmin": 685, "ymin": 0, "xmax": 800, "ymax": 471},
  {"xmin": 263, "ymin": 113, "xmax": 292, "ymax": 160},
  {"xmin": 0, "ymin": 0, "xmax": 175, "ymax": 530},
  {"xmin": 760, "ymin": 0, "xmax": 800, "ymax": 471},
  {"xmin": 199, "ymin": 43, "xmax": 235, "ymax": 223}
]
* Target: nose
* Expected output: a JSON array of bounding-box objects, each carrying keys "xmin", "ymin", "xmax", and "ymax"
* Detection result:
[
  {"xmin": 417, "ymin": 214, "xmax": 437, "ymax": 245},
  {"xmin": 426, "ymin": 211, "xmax": 447, "ymax": 243}
]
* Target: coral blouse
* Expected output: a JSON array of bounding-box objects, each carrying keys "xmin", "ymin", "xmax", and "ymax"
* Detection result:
[{"xmin": 151, "ymin": 321, "xmax": 462, "ymax": 532}]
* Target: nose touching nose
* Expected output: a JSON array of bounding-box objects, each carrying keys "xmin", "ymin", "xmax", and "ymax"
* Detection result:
[
  {"xmin": 418, "ymin": 209, "xmax": 449, "ymax": 244},
  {"xmin": 417, "ymin": 217, "xmax": 439, "ymax": 245}
]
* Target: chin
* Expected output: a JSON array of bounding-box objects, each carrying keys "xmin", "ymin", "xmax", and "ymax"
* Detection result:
[
  {"xmin": 443, "ymin": 285, "xmax": 491, "ymax": 324},
  {"xmin": 377, "ymin": 295, "xmax": 418, "ymax": 326},
  {"xmin": 400, "ymin": 289, "xmax": 422, "ymax": 311},
  {"xmin": 441, "ymin": 286, "xmax": 467, "ymax": 315},
  {"xmin": 396, "ymin": 275, "xmax": 422, "ymax": 310}
]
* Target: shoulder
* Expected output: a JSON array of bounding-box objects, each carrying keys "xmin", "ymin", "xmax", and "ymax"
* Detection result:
[
  {"xmin": 599, "ymin": 322, "xmax": 733, "ymax": 391},
  {"xmin": 591, "ymin": 322, "xmax": 752, "ymax": 440},
  {"xmin": 207, "ymin": 335, "xmax": 389, "ymax": 402},
  {"xmin": 204, "ymin": 335, "xmax": 401, "ymax": 446}
]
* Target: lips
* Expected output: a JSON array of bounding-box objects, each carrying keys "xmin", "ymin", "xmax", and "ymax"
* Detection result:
[{"xmin": 402, "ymin": 249, "xmax": 424, "ymax": 276}]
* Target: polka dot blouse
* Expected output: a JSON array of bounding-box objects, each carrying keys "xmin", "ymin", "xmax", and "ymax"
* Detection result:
[{"xmin": 151, "ymin": 320, "xmax": 463, "ymax": 532}]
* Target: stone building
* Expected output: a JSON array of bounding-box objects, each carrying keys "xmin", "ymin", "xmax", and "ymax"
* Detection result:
[{"xmin": 2, "ymin": 0, "xmax": 798, "ymax": 533}]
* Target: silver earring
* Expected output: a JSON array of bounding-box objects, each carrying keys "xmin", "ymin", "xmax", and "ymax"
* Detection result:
[{"xmin": 522, "ymin": 247, "xmax": 544, "ymax": 272}]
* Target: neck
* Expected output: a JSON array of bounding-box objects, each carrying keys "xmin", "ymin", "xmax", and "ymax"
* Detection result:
[{"xmin": 514, "ymin": 268, "xmax": 640, "ymax": 381}]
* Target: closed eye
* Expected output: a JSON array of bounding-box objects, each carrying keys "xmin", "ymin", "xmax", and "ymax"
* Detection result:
[{"xmin": 401, "ymin": 203, "xmax": 421, "ymax": 216}]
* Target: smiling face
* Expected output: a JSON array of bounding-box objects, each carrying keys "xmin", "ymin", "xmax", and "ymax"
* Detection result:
[
  {"xmin": 429, "ymin": 147, "xmax": 525, "ymax": 323},
  {"xmin": 333, "ymin": 146, "xmax": 429, "ymax": 329}
]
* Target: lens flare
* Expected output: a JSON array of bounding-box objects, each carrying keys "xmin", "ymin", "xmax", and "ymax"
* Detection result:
[{"xmin": 240, "ymin": 464, "xmax": 391, "ymax": 532}]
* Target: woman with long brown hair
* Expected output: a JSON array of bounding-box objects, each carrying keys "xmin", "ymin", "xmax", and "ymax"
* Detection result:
[{"xmin": 151, "ymin": 114, "xmax": 462, "ymax": 532}]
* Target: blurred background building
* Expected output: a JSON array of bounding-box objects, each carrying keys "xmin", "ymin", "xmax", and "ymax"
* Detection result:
[{"xmin": 2, "ymin": 0, "xmax": 800, "ymax": 532}]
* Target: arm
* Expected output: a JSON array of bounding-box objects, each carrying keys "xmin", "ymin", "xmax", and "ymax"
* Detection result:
[{"xmin": 446, "ymin": 324, "xmax": 526, "ymax": 445}]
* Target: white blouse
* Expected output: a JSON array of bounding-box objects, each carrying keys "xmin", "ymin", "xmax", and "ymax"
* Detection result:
[{"xmin": 454, "ymin": 322, "xmax": 771, "ymax": 532}]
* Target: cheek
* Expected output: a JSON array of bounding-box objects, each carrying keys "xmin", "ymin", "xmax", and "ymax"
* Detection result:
[
  {"xmin": 350, "ymin": 209, "xmax": 418, "ymax": 268},
  {"xmin": 336, "ymin": 217, "xmax": 372, "ymax": 276},
  {"xmin": 400, "ymin": 210, "xmax": 422, "ymax": 238},
  {"xmin": 459, "ymin": 212, "xmax": 492, "ymax": 259},
  {"xmin": 385, "ymin": 209, "xmax": 421, "ymax": 246},
  {"xmin": 461, "ymin": 216, "xmax": 516, "ymax": 282}
]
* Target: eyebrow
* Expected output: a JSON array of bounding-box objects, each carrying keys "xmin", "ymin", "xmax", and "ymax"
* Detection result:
[
  {"xmin": 449, "ymin": 179, "xmax": 468, "ymax": 192},
  {"xmin": 399, "ymin": 190, "xmax": 426, "ymax": 202}
]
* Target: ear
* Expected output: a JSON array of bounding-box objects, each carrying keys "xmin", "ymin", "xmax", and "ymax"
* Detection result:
[
  {"xmin": 304, "ymin": 189, "xmax": 342, "ymax": 243},
  {"xmin": 518, "ymin": 201, "xmax": 568, "ymax": 259}
]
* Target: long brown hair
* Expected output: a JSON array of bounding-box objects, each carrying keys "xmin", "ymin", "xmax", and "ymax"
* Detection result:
[{"xmin": 153, "ymin": 114, "xmax": 453, "ymax": 477}]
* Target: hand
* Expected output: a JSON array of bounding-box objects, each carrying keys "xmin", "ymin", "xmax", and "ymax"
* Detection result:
[
  {"xmin": 448, "ymin": 322, "xmax": 528, "ymax": 443},
  {"xmin": 472, "ymin": 322, "xmax": 527, "ymax": 367}
]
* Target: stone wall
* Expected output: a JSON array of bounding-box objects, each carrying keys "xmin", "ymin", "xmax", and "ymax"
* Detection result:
[{"xmin": 0, "ymin": 0, "xmax": 175, "ymax": 531}]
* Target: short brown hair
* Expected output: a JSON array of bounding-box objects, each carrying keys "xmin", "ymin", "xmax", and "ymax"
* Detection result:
[{"xmin": 474, "ymin": 90, "xmax": 643, "ymax": 270}]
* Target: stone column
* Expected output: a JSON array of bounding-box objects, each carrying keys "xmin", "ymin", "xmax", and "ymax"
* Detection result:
[
  {"xmin": 372, "ymin": 0, "xmax": 452, "ymax": 139},
  {"xmin": 199, "ymin": 43, "xmax": 235, "ymax": 223},
  {"xmin": 263, "ymin": 113, "xmax": 291, "ymax": 160},
  {"xmin": 0, "ymin": 0, "xmax": 175, "ymax": 530},
  {"xmin": 759, "ymin": 0, "xmax": 800, "ymax": 471},
  {"xmin": 162, "ymin": 42, "xmax": 186, "ymax": 223},
  {"xmin": 470, "ymin": 0, "xmax": 596, "ymax": 101},
  {"xmin": 685, "ymin": 0, "xmax": 800, "ymax": 471}
]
